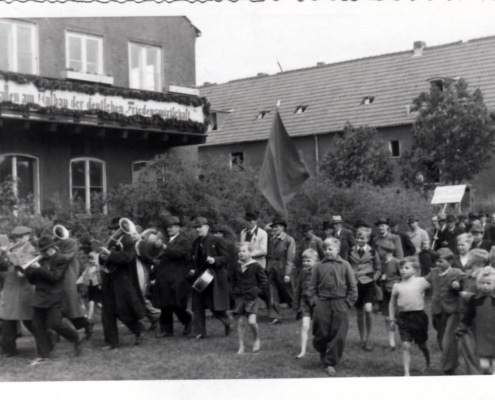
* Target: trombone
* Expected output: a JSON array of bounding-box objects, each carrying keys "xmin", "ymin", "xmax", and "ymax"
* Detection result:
[{"xmin": 14, "ymin": 254, "xmax": 43, "ymax": 275}]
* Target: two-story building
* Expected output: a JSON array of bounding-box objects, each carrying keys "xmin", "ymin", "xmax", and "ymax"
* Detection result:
[
  {"xmin": 0, "ymin": 17, "xmax": 209, "ymax": 213},
  {"xmin": 199, "ymin": 36, "xmax": 495, "ymax": 202}
]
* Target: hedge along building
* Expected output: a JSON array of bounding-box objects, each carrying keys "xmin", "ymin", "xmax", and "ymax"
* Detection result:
[
  {"xmin": 0, "ymin": 17, "xmax": 209, "ymax": 214},
  {"xmin": 199, "ymin": 36, "xmax": 495, "ymax": 203}
]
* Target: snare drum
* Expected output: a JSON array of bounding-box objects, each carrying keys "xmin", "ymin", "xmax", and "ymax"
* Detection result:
[{"xmin": 192, "ymin": 269, "xmax": 214, "ymax": 293}]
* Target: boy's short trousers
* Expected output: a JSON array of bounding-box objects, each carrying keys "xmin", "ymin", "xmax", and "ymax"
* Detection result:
[
  {"xmin": 380, "ymin": 289, "xmax": 392, "ymax": 316},
  {"xmin": 87, "ymin": 283, "xmax": 102, "ymax": 303},
  {"xmin": 299, "ymin": 295, "xmax": 313, "ymax": 318},
  {"xmin": 396, "ymin": 310, "xmax": 428, "ymax": 344},
  {"xmin": 355, "ymin": 282, "xmax": 374, "ymax": 308},
  {"xmin": 233, "ymin": 297, "xmax": 261, "ymax": 316}
]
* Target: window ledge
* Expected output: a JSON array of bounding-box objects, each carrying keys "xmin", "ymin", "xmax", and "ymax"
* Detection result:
[{"xmin": 64, "ymin": 70, "xmax": 114, "ymax": 85}]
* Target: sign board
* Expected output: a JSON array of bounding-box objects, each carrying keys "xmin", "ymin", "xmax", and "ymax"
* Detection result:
[
  {"xmin": 0, "ymin": 78, "xmax": 205, "ymax": 124},
  {"xmin": 431, "ymin": 185, "xmax": 467, "ymax": 204}
]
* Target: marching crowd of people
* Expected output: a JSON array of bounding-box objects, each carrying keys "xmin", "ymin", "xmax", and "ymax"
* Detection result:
[{"xmin": 0, "ymin": 210, "xmax": 495, "ymax": 378}]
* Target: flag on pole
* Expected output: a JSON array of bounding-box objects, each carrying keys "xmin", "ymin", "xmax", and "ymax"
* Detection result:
[{"xmin": 258, "ymin": 111, "xmax": 310, "ymax": 219}]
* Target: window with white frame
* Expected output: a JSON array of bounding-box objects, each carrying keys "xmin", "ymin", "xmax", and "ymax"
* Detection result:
[
  {"xmin": 70, "ymin": 158, "xmax": 106, "ymax": 213},
  {"xmin": 66, "ymin": 31, "xmax": 103, "ymax": 75},
  {"xmin": 132, "ymin": 161, "xmax": 148, "ymax": 183},
  {"xmin": 0, "ymin": 19, "xmax": 38, "ymax": 74},
  {"xmin": 0, "ymin": 154, "xmax": 40, "ymax": 212},
  {"xmin": 129, "ymin": 42, "xmax": 162, "ymax": 91}
]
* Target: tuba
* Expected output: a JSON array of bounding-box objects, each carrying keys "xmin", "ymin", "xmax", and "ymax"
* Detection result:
[
  {"xmin": 53, "ymin": 224, "xmax": 70, "ymax": 240},
  {"xmin": 101, "ymin": 218, "xmax": 138, "ymax": 255}
]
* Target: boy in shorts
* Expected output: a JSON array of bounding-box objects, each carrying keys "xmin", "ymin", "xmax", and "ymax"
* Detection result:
[
  {"xmin": 389, "ymin": 256, "xmax": 431, "ymax": 376},
  {"xmin": 378, "ymin": 240, "xmax": 401, "ymax": 350},
  {"xmin": 232, "ymin": 242, "xmax": 268, "ymax": 354},
  {"xmin": 293, "ymin": 248, "xmax": 319, "ymax": 359}
]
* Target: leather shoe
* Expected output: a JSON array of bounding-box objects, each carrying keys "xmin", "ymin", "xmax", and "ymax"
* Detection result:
[
  {"xmin": 148, "ymin": 319, "xmax": 159, "ymax": 332},
  {"xmin": 183, "ymin": 319, "xmax": 193, "ymax": 336},
  {"xmin": 74, "ymin": 337, "xmax": 84, "ymax": 357},
  {"xmin": 102, "ymin": 345, "xmax": 118, "ymax": 351},
  {"xmin": 225, "ymin": 324, "xmax": 233, "ymax": 336},
  {"xmin": 155, "ymin": 332, "xmax": 173, "ymax": 338},
  {"xmin": 135, "ymin": 334, "xmax": 144, "ymax": 345}
]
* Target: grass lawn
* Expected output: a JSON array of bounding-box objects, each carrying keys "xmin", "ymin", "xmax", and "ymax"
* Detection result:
[{"xmin": 0, "ymin": 304, "xmax": 445, "ymax": 382}]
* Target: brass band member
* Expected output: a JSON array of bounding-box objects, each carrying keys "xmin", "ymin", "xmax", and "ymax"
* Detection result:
[
  {"xmin": 99, "ymin": 218, "xmax": 145, "ymax": 350},
  {"xmin": 0, "ymin": 226, "xmax": 36, "ymax": 357},
  {"xmin": 189, "ymin": 217, "xmax": 232, "ymax": 340},
  {"xmin": 152, "ymin": 216, "xmax": 192, "ymax": 338},
  {"xmin": 25, "ymin": 236, "xmax": 83, "ymax": 366}
]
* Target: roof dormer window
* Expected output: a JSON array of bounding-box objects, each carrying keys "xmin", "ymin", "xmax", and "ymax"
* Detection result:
[
  {"xmin": 360, "ymin": 96, "xmax": 375, "ymax": 105},
  {"xmin": 294, "ymin": 105, "xmax": 308, "ymax": 114},
  {"xmin": 427, "ymin": 77, "xmax": 459, "ymax": 92},
  {"xmin": 257, "ymin": 111, "xmax": 270, "ymax": 120}
]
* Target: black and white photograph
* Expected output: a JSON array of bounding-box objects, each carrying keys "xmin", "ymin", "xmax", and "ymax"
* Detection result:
[{"xmin": 0, "ymin": 1, "xmax": 494, "ymax": 399}]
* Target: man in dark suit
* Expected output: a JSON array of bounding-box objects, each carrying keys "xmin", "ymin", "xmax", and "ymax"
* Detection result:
[
  {"xmin": 330, "ymin": 215, "xmax": 354, "ymax": 260},
  {"xmin": 99, "ymin": 218, "xmax": 146, "ymax": 350},
  {"xmin": 189, "ymin": 217, "xmax": 232, "ymax": 340},
  {"xmin": 25, "ymin": 236, "xmax": 82, "ymax": 366},
  {"xmin": 389, "ymin": 218, "xmax": 416, "ymax": 256},
  {"xmin": 438, "ymin": 214, "xmax": 464, "ymax": 254},
  {"xmin": 152, "ymin": 216, "xmax": 192, "ymax": 338},
  {"xmin": 469, "ymin": 221, "xmax": 493, "ymax": 251}
]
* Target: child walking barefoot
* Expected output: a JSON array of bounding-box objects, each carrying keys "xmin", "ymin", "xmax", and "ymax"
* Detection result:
[
  {"xmin": 389, "ymin": 257, "xmax": 431, "ymax": 376},
  {"xmin": 232, "ymin": 242, "xmax": 268, "ymax": 354},
  {"xmin": 293, "ymin": 248, "xmax": 319, "ymax": 359}
]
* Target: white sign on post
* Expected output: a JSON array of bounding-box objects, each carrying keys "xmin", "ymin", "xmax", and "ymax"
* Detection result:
[{"xmin": 431, "ymin": 185, "xmax": 467, "ymax": 204}]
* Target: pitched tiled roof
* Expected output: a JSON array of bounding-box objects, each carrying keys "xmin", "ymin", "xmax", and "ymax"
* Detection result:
[{"xmin": 200, "ymin": 36, "xmax": 495, "ymax": 146}]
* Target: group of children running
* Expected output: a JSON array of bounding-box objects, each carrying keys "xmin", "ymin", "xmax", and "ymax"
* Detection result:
[{"xmin": 232, "ymin": 229, "xmax": 495, "ymax": 377}]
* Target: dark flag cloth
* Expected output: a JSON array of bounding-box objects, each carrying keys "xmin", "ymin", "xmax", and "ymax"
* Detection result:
[{"xmin": 258, "ymin": 111, "xmax": 310, "ymax": 219}]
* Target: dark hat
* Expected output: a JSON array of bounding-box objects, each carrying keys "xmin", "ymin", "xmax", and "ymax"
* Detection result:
[
  {"xmin": 11, "ymin": 226, "xmax": 32, "ymax": 236},
  {"xmin": 467, "ymin": 213, "xmax": 478, "ymax": 221},
  {"xmin": 211, "ymin": 224, "xmax": 230, "ymax": 234},
  {"xmin": 438, "ymin": 213, "xmax": 447, "ymax": 222},
  {"xmin": 108, "ymin": 217, "xmax": 120, "ymax": 230},
  {"xmin": 470, "ymin": 221, "xmax": 484, "ymax": 233},
  {"xmin": 387, "ymin": 218, "xmax": 399, "ymax": 227},
  {"xmin": 300, "ymin": 223, "xmax": 313, "ymax": 232},
  {"xmin": 245, "ymin": 212, "xmax": 258, "ymax": 221},
  {"xmin": 38, "ymin": 235, "xmax": 55, "ymax": 252},
  {"xmin": 379, "ymin": 240, "xmax": 395, "ymax": 252},
  {"xmin": 192, "ymin": 217, "xmax": 209, "ymax": 227},
  {"xmin": 322, "ymin": 221, "xmax": 332, "ymax": 230},
  {"xmin": 330, "ymin": 215, "xmax": 343, "ymax": 224},
  {"xmin": 272, "ymin": 217, "xmax": 287, "ymax": 228},
  {"xmin": 446, "ymin": 214, "xmax": 457, "ymax": 223},
  {"xmin": 407, "ymin": 216, "xmax": 418, "ymax": 224},
  {"xmin": 375, "ymin": 217, "xmax": 389, "ymax": 227},
  {"xmin": 163, "ymin": 216, "xmax": 181, "ymax": 227}
]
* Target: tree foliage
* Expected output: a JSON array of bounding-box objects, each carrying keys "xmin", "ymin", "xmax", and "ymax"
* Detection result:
[
  {"xmin": 320, "ymin": 122, "xmax": 394, "ymax": 188},
  {"xmin": 401, "ymin": 79, "xmax": 495, "ymax": 187}
]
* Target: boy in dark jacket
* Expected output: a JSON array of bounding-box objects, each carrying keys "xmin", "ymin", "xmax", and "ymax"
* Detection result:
[{"xmin": 232, "ymin": 242, "xmax": 267, "ymax": 354}]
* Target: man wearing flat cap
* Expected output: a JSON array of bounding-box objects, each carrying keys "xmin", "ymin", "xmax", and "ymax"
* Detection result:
[
  {"xmin": 372, "ymin": 217, "xmax": 404, "ymax": 261},
  {"xmin": 265, "ymin": 217, "xmax": 296, "ymax": 324},
  {"xmin": 329, "ymin": 215, "xmax": 355, "ymax": 261},
  {"xmin": 189, "ymin": 217, "xmax": 232, "ymax": 339},
  {"xmin": 152, "ymin": 216, "xmax": 192, "ymax": 338},
  {"xmin": 240, "ymin": 212, "xmax": 268, "ymax": 269},
  {"xmin": 0, "ymin": 226, "xmax": 36, "ymax": 357},
  {"xmin": 469, "ymin": 222, "xmax": 493, "ymax": 251},
  {"xmin": 438, "ymin": 214, "xmax": 464, "ymax": 254}
]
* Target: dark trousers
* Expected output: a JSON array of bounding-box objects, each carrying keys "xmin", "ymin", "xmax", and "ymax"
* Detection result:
[
  {"xmin": 1, "ymin": 319, "xmax": 34, "ymax": 356},
  {"xmin": 312, "ymin": 299, "xmax": 349, "ymax": 367},
  {"xmin": 192, "ymin": 291, "xmax": 230, "ymax": 336},
  {"xmin": 32, "ymin": 304, "xmax": 79, "ymax": 358},
  {"xmin": 70, "ymin": 317, "xmax": 90, "ymax": 330},
  {"xmin": 267, "ymin": 267, "xmax": 293, "ymax": 319},
  {"xmin": 159, "ymin": 305, "xmax": 191, "ymax": 334},
  {"xmin": 432, "ymin": 312, "xmax": 460, "ymax": 373}
]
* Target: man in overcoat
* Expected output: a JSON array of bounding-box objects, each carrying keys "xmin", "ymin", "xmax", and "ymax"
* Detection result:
[
  {"xmin": 152, "ymin": 216, "xmax": 192, "ymax": 338},
  {"xmin": 99, "ymin": 218, "xmax": 146, "ymax": 350},
  {"xmin": 189, "ymin": 217, "xmax": 232, "ymax": 340}
]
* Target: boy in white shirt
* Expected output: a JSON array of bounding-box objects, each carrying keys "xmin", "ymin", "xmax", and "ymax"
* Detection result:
[{"xmin": 389, "ymin": 256, "xmax": 431, "ymax": 376}]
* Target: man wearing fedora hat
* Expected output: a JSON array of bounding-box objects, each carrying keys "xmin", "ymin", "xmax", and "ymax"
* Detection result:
[
  {"xmin": 372, "ymin": 217, "xmax": 404, "ymax": 261},
  {"xmin": 152, "ymin": 216, "xmax": 192, "ymax": 338},
  {"xmin": 329, "ymin": 216, "xmax": 355, "ymax": 261},
  {"xmin": 189, "ymin": 217, "xmax": 232, "ymax": 339},
  {"xmin": 265, "ymin": 217, "xmax": 296, "ymax": 324},
  {"xmin": 0, "ymin": 226, "xmax": 36, "ymax": 357},
  {"xmin": 25, "ymin": 235, "xmax": 83, "ymax": 365}
]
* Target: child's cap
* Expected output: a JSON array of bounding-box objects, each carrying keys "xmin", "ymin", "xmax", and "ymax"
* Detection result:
[
  {"xmin": 435, "ymin": 247, "xmax": 454, "ymax": 259},
  {"xmin": 379, "ymin": 240, "xmax": 395, "ymax": 252}
]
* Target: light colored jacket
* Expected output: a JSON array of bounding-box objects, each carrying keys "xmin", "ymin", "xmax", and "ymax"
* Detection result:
[{"xmin": 240, "ymin": 226, "xmax": 268, "ymax": 269}]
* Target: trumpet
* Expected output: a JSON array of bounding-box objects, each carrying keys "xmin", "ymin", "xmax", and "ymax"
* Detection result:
[
  {"xmin": 14, "ymin": 254, "xmax": 43, "ymax": 275},
  {"xmin": 53, "ymin": 224, "xmax": 70, "ymax": 240}
]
